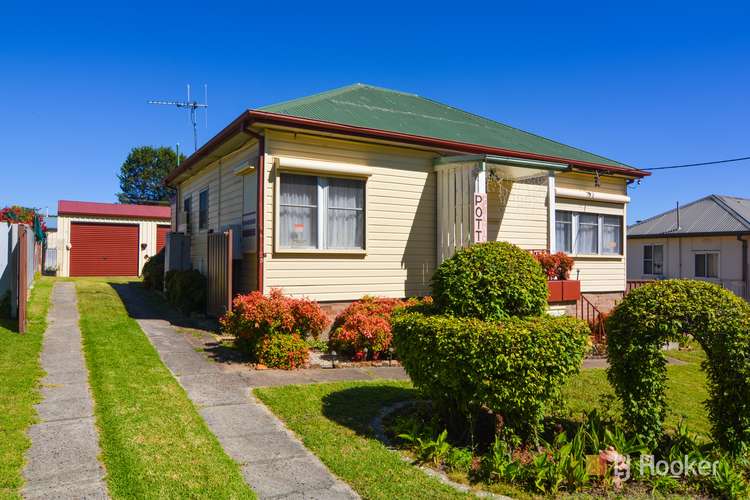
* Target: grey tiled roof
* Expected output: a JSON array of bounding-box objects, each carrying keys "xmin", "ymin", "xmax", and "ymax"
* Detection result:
[{"xmin": 628, "ymin": 195, "xmax": 750, "ymax": 237}]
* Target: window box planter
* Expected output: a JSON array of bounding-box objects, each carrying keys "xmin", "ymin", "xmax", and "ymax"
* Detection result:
[{"xmin": 547, "ymin": 279, "xmax": 581, "ymax": 303}]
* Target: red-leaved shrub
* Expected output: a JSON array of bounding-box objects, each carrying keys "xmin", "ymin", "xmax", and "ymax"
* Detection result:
[
  {"xmin": 220, "ymin": 289, "xmax": 328, "ymax": 368},
  {"xmin": 328, "ymin": 296, "xmax": 430, "ymax": 360},
  {"xmin": 533, "ymin": 251, "xmax": 575, "ymax": 280}
]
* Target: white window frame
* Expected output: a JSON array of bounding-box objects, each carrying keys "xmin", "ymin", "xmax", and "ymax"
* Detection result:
[
  {"xmin": 694, "ymin": 251, "xmax": 720, "ymax": 279},
  {"xmin": 555, "ymin": 210, "xmax": 623, "ymax": 257},
  {"xmin": 275, "ymin": 172, "xmax": 367, "ymax": 254},
  {"xmin": 643, "ymin": 243, "xmax": 664, "ymax": 276}
]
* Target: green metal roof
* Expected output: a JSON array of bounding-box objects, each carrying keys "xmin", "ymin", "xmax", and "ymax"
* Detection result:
[{"xmin": 260, "ymin": 83, "xmax": 632, "ymax": 170}]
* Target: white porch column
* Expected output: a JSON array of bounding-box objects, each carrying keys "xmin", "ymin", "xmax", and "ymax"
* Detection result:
[
  {"xmin": 472, "ymin": 161, "xmax": 487, "ymax": 244},
  {"xmin": 548, "ymin": 170, "xmax": 556, "ymax": 252}
]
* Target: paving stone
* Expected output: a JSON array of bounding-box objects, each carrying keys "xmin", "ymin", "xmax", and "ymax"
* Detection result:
[
  {"xmin": 219, "ymin": 432, "xmax": 309, "ymax": 464},
  {"xmin": 178, "ymin": 373, "xmax": 250, "ymax": 406},
  {"xmin": 24, "ymin": 479, "xmax": 109, "ymax": 500},
  {"xmin": 241, "ymin": 457, "xmax": 336, "ymax": 498},
  {"xmin": 24, "ymin": 418, "xmax": 105, "ymax": 483},
  {"xmin": 199, "ymin": 404, "xmax": 280, "ymax": 437},
  {"xmin": 158, "ymin": 350, "xmax": 219, "ymax": 375},
  {"xmin": 40, "ymin": 381, "xmax": 91, "ymax": 402},
  {"xmin": 36, "ymin": 396, "xmax": 94, "ymax": 422},
  {"xmin": 44, "ymin": 368, "xmax": 89, "ymax": 385}
]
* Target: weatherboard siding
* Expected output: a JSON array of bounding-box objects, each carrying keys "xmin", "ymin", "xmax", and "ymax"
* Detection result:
[
  {"xmin": 178, "ymin": 144, "xmax": 258, "ymax": 273},
  {"xmin": 487, "ymin": 179, "xmax": 549, "ymax": 250},
  {"xmin": 263, "ymin": 131, "xmax": 436, "ymax": 301}
]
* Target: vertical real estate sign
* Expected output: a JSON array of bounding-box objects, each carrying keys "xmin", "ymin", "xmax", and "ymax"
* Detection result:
[{"xmin": 473, "ymin": 193, "xmax": 487, "ymax": 243}]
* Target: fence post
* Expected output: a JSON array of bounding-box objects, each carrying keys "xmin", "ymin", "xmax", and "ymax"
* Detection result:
[{"xmin": 18, "ymin": 225, "xmax": 28, "ymax": 334}]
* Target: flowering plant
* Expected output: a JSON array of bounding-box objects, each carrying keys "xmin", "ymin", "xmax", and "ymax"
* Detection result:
[
  {"xmin": 220, "ymin": 288, "xmax": 328, "ymax": 368},
  {"xmin": 534, "ymin": 251, "xmax": 574, "ymax": 280},
  {"xmin": 328, "ymin": 296, "xmax": 431, "ymax": 360}
]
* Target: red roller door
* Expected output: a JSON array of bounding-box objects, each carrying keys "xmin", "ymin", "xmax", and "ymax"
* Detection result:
[
  {"xmin": 156, "ymin": 225, "xmax": 169, "ymax": 252},
  {"xmin": 70, "ymin": 223, "xmax": 139, "ymax": 276}
]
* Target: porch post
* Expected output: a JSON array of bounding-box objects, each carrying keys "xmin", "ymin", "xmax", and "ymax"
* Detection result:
[
  {"xmin": 548, "ymin": 171, "xmax": 556, "ymax": 252},
  {"xmin": 472, "ymin": 161, "xmax": 487, "ymax": 244}
]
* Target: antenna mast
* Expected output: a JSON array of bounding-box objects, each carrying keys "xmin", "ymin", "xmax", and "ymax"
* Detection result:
[{"xmin": 148, "ymin": 84, "xmax": 208, "ymax": 151}]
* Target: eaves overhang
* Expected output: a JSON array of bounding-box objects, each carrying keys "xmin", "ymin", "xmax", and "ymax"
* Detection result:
[{"xmin": 165, "ymin": 109, "xmax": 650, "ymax": 185}]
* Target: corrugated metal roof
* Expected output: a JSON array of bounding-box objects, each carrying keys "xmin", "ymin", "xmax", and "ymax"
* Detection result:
[
  {"xmin": 260, "ymin": 83, "xmax": 633, "ymax": 170},
  {"xmin": 628, "ymin": 195, "xmax": 750, "ymax": 237},
  {"xmin": 58, "ymin": 200, "xmax": 171, "ymax": 220}
]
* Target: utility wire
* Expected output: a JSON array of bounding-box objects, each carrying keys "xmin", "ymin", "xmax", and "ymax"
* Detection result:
[{"xmin": 644, "ymin": 156, "xmax": 750, "ymax": 171}]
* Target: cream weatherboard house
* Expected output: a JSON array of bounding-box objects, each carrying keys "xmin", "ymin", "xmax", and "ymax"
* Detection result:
[{"xmin": 165, "ymin": 84, "xmax": 648, "ymax": 314}]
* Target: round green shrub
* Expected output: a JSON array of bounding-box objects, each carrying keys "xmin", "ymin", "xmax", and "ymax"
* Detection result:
[
  {"xmin": 257, "ymin": 333, "xmax": 309, "ymax": 370},
  {"xmin": 392, "ymin": 307, "xmax": 589, "ymax": 440},
  {"xmin": 141, "ymin": 248, "xmax": 165, "ymax": 290},
  {"xmin": 164, "ymin": 269, "xmax": 207, "ymax": 315},
  {"xmin": 432, "ymin": 241, "xmax": 548, "ymax": 320},
  {"xmin": 606, "ymin": 279, "xmax": 750, "ymax": 451}
]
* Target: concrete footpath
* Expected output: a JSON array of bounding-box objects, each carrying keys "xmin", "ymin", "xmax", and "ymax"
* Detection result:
[
  {"xmin": 116, "ymin": 285, "xmax": 358, "ymax": 500},
  {"xmin": 22, "ymin": 282, "xmax": 108, "ymax": 499}
]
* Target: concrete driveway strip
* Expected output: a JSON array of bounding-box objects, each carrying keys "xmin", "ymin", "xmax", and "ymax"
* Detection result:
[
  {"xmin": 117, "ymin": 292, "xmax": 358, "ymax": 499},
  {"xmin": 22, "ymin": 282, "xmax": 109, "ymax": 499}
]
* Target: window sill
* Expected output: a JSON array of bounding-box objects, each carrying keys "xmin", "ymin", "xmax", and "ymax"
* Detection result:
[
  {"xmin": 274, "ymin": 248, "xmax": 367, "ymax": 256},
  {"xmin": 569, "ymin": 253, "xmax": 624, "ymax": 259}
]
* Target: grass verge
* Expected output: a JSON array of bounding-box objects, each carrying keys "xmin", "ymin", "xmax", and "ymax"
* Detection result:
[
  {"xmin": 255, "ymin": 381, "xmax": 471, "ymax": 499},
  {"xmin": 76, "ymin": 278, "xmax": 254, "ymax": 499},
  {"xmin": 257, "ymin": 355, "xmax": 711, "ymax": 499},
  {"xmin": 0, "ymin": 276, "xmax": 53, "ymax": 499}
]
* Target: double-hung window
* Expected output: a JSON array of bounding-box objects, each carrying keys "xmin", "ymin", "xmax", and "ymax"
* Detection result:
[
  {"xmin": 555, "ymin": 210, "xmax": 623, "ymax": 255},
  {"xmin": 695, "ymin": 252, "xmax": 719, "ymax": 278},
  {"xmin": 643, "ymin": 244, "xmax": 664, "ymax": 275},
  {"xmin": 279, "ymin": 173, "xmax": 365, "ymax": 251},
  {"xmin": 199, "ymin": 189, "xmax": 209, "ymax": 230}
]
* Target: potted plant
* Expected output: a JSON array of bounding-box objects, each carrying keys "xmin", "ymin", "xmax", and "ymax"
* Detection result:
[{"xmin": 534, "ymin": 252, "xmax": 580, "ymax": 302}]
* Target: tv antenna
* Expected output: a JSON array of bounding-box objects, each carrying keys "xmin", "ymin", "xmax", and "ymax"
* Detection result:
[{"xmin": 148, "ymin": 84, "xmax": 208, "ymax": 151}]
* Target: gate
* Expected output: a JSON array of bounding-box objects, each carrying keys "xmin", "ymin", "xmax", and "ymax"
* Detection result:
[{"xmin": 206, "ymin": 229, "xmax": 233, "ymax": 317}]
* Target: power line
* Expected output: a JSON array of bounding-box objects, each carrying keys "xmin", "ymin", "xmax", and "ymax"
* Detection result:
[{"xmin": 644, "ymin": 156, "xmax": 750, "ymax": 171}]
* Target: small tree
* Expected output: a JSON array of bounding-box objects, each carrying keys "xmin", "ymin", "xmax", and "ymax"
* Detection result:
[{"xmin": 116, "ymin": 146, "xmax": 183, "ymax": 204}]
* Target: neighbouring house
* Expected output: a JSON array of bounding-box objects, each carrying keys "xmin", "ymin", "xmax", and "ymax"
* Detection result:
[
  {"xmin": 627, "ymin": 194, "xmax": 750, "ymax": 300},
  {"xmin": 56, "ymin": 200, "xmax": 171, "ymax": 277},
  {"xmin": 164, "ymin": 84, "xmax": 649, "ymax": 315}
]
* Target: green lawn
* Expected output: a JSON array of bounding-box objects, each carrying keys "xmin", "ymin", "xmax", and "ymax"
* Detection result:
[
  {"xmin": 256, "ymin": 350, "xmax": 712, "ymax": 499},
  {"xmin": 0, "ymin": 276, "xmax": 53, "ymax": 499},
  {"xmin": 75, "ymin": 279, "xmax": 254, "ymax": 499}
]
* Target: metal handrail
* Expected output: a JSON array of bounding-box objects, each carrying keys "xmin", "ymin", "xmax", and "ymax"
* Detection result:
[{"xmin": 576, "ymin": 294, "xmax": 606, "ymax": 345}]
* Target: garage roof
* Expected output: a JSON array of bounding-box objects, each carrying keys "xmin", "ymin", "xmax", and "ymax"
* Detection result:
[{"xmin": 58, "ymin": 200, "xmax": 171, "ymax": 220}]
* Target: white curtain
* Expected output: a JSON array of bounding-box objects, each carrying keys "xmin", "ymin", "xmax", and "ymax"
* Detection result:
[
  {"xmin": 602, "ymin": 215, "xmax": 622, "ymax": 254},
  {"xmin": 555, "ymin": 210, "xmax": 572, "ymax": 253},
  {"xmin": 577, "ymin": 213, "xmax": 598, "ymax": 254},
  {"xmin": 280, "ymin": 174, "xmax": 317, "ymax": 248},
  {"xmin": 327, "ymin": 178, "xmax": 364, "ymax": 249}
]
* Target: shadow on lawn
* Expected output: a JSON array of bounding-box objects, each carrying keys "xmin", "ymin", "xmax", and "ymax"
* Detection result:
[
  {"xmin": 321, "ymin": 384, "xmax": 420, "ymax": 437},
  {"xmin": 108, "ymin": 281, "xmax": 250, "ymax": 365}
]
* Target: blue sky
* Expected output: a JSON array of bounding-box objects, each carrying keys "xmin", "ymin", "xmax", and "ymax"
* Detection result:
[{"xmin": 2, "ymin": 2, "xmax": 748, "ymax": 224}]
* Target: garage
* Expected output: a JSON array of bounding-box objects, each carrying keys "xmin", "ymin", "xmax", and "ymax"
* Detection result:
[
  {"xmin": 56, "ymin": 200, "xmax": 172, "ymax": 277},
  {"xmin": 70, "ymin": 223, "xmax": 139, "ymax": 276}
]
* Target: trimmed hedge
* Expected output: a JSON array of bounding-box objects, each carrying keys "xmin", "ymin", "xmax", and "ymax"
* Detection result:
[
  {"xmin": 164, "ymin": 269, "xmax": 206, "ymax": 315},
  {"xmin": 607, "ymin": 280, "xmax": 750, "ymax": 451},
  {"xmin": 432, "ymin": 241, "xmax": 548, "ymax": 320},
  {"xmin": 392, "ymin": 307, "xmax": 590, "ymax": 440},
  {"xmin": 141, "ymin": 248, "xmax": 165, "ymax": 290}
]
